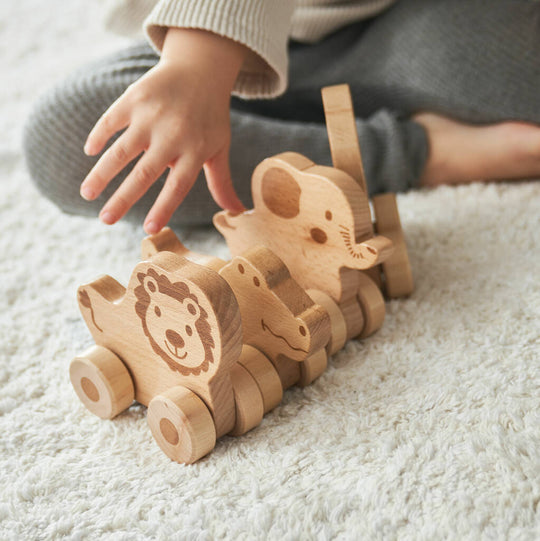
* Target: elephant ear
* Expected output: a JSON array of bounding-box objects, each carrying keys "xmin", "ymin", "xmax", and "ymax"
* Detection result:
[
  {"xmin": 252, "ymin": 152, "xmax": 315, "ymax": 219},
  {"xmin": 261, "ymin": 166, "xmax": 301, "ymax": 219}
]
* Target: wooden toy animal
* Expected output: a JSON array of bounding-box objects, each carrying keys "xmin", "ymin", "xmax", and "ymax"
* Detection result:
[
  {"xmin": 142, "ymin": 231, "xmax": 340, "ymax": 391},
  {"xmin": 214, "ymin": 85, "xmax": 413, "ymax": 342},
  {"xmin": 321, "ymin": 84, "xmax": 414, "ymax": 299},
  {"xmin": 213, "ymin": 151, "xmax": 392, "ymax": 301},
  {"xmin": 72, "ymin": 252, "xmax": 241, "ymax": 463},
  {"xmin": 214, "ymin": 152, "xmax": 390, "ymax": 340},
  {"xmin": 70, "ymin": 247, "xmax": 334, "ymax": 463},
  {"xmin": 70, "ymin": 83, "xmax": 414, "ymax": 464}
]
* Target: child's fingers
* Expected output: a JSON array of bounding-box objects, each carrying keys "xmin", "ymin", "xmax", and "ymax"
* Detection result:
[
  {"xmin": 99, "ymin": 149, "xmax": 172, "ymax": 224},
  {"xmin": 143, "ymin": 157, "xmax": 201, "ymax": 234},
  {"xmin": 204, "ymin": 148, "xmax": 245, "ymax": 213},
  {"xmin": 84, "ymin": 98, "xmax": 131, "ymax": 156},
  {"xmin": 80, "ymin": 130, "xmax": 146, "ymax": 200}
]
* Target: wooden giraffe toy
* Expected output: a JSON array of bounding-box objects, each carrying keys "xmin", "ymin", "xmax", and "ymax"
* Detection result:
[{"xmin": 70, "ymin": 83, "xmax": 414, "ymax": 464}]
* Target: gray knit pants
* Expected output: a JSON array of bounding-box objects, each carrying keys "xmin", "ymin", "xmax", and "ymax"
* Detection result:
[{"xmin": 23, "ymin": 0, "xmax": 540, "ymax": 226}]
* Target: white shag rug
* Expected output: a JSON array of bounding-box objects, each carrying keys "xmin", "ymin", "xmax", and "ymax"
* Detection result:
[{"xmin": 1, "ymin": 2, "xmax": 539, "ymax": 539}]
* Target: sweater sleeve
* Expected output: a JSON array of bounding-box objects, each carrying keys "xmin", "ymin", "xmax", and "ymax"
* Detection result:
[{"xmin": 143, "ymin": 0, "xmax": 294, "ymax": 99}]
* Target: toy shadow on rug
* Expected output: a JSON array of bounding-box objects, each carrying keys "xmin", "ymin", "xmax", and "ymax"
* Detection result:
[{"xmin": 69, "ymin": 84, "xmax": 414, "ymax": 464}]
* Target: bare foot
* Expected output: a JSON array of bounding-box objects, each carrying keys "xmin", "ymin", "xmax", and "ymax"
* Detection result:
[{"xmin": 413, "ymin": 112, "xmax": 540, "ymax": 187}]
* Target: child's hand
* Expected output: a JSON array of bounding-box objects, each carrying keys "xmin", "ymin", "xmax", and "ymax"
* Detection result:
[{"xmin": 80, "ymin": 28, "xmax": 247, "ymax": 234}]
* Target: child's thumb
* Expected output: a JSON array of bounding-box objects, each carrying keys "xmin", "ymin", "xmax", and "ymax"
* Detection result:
[{"xmin": 204, "ymin": 148, "xmax": 245, "ymax": 213}]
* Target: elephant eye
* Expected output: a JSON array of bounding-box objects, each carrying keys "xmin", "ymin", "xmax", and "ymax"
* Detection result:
[
  {"xmin": 325, "ymin": 210, "xmax": 332, "ymax": 221},
  {"xmin": 253, "ymin": 276, "xmax": 260, "ymax": 287},
  {"xmin": 154, "ymin": 306, "xmax": 161, "ymax": 317},
  {"xmin": 310, "ymin": 227, "xmax": 327, "ymax": 244},
  {"xmin": 186, "ymin": 325, "xmax": 193, "ymax": 336},
  {"xmin": 299, "ymin": 325, "xmax": 306, "ymax": 336}
]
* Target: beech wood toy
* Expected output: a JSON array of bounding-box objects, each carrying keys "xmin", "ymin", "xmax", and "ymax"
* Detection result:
[
  {"xmin": 142, "ymin": 232, "xmax": 334, "ymax": 391},
  {"xmin": 70, "ymin": 83, "xmax": 414, "ymax": 464},
  {"xmin": 72, "ymin": 252, "xmax": 242, "ymax": 462},
  {"xmin": 214, "ymin": 85, "xmax": 413, "ymax": 341},
  {"xmin": 216, "ymin": 86, "xmax": 412, "ymax": 296},
  {"xmin": 321, "ymin": 84, "xmax": 414, "ymax": 298},
  {"xmin": 71, "ymin": 246, "xmax": 335, "ymax": 462}
]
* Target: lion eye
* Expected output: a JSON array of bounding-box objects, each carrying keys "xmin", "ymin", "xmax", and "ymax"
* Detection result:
[
  {"xmin": 325, "ymin": 210, "xmax": 332, "ymax": 221},
  {"xmin": 185, "ymin": 325, "xmax": 193, "ymax": 336},
  {"xmin": 154, "ymin": 306, "xmax": 161, "ymax": 317},
  {"xmin": 253, "ymin": 276, "xmax": 260, "ymax": 287},
  {"xmin": 299, "ymin": 325, "xmax": 306, "ymax": 336},
  {"xmin": 187, "ymin": 304, "xmax": 197, "ymax": 316}
]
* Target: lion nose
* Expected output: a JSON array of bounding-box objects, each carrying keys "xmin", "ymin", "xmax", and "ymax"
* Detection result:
[{"xmin": 166, "ymin": 329, "xmax": 185, "ymax": 348}]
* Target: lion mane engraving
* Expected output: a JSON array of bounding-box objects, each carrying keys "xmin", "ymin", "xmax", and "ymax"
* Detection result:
[{"xmin": 134, "ymin": 268, "xmax": 215, "ymax": 376}]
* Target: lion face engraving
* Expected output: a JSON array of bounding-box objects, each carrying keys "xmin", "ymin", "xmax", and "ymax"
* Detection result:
[{"xmin": 134, "ymin": 268, "xmax": 214, "ymax": 376}]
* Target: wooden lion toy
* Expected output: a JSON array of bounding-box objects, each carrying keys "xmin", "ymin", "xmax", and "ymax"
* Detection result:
[
  {"xmin": 70, "ymin": 249, "xmax": 333, "ymax": 464},
  {"xmin": 71, "ymin": 252, "xmax": 241, "ymax": 463}
]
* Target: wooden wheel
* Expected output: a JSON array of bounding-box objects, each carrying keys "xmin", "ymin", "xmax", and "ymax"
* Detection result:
[
  {"xmin": 356, "ymin": 272, "xmax": 386, "ymax": 338},
  {"xmin": 229, "ymin": 363, "xmax": 264, "ymax": 436},
  {"xmin": 238, "ymin": 346, "xmax": 282, "ymax": 414},
  {"xmin": 339, "ymin": 295, "xmax": 365, "ymax": 341},
  {"xmin": 298, "ymin": 348, "xmax": 327, "ymax": 387},
  {"xmin": 70, "ymin": 345, "xmax": 134, "ymax": 419},
  {"xmin": 147, "ymin": 386, "xmax": 216, "ymax": 464},
  {"xmin": 372, "ymin": 193, "xmax": 414, "ymax": 298},
  {"xmin": 362, "ymin": 266, "xmax": 383, "ymax": 290},
  {"xmin": 307, "ymin": 289, "xmax": 347, "ymax": 355}
]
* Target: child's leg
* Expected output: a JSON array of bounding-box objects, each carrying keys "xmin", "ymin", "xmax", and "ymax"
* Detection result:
[
  {"xmin": 24, "ymin": 0, "xmax": 540, "ymax": 229},
  {"xmin": 23, "ymin": 41, "xmax": 427, "ymax": 226},
  {"xmin": 238, "ymin": 0, "xmax": 540, "ymax": 191},
  {"xmin": 277, "ymin": 0, "xmax": 540, "ymax": 188},
  {"xmin": 344, "ymin": 0, "xmax": 540, "ymax": 187}
]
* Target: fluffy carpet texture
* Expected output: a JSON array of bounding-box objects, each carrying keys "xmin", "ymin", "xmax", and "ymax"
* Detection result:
[{"xmin": 1, "ymin": 2, "xmax": 539, "ymax": 539}]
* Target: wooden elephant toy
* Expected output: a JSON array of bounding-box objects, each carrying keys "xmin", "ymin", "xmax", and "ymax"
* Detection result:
[{"xmin": 215, "ymin": 85, "xmax": 413, "ymax": 343}]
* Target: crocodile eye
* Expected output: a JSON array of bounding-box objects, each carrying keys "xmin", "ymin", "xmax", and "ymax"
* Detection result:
[
  {"xmin": 299, "ymin": 325, "xmax": 306, "ymax": 336},
  {"xmin": 253, "ymin": 276, "xmax": 260, "ymax": 287},
  {"xmin": 154, "ymin": 306, "xmax": 161, "ymax": 317}
]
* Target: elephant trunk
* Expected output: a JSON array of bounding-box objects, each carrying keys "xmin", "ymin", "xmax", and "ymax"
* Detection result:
[{"xmin": 343, "ymin": 234, "xmax": 394, "ymax": 269}]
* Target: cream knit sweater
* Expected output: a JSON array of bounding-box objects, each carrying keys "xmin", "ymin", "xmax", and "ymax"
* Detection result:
[{"xmin": 104, "ymin": 0, "xmax": 396, "ymax": 98}]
